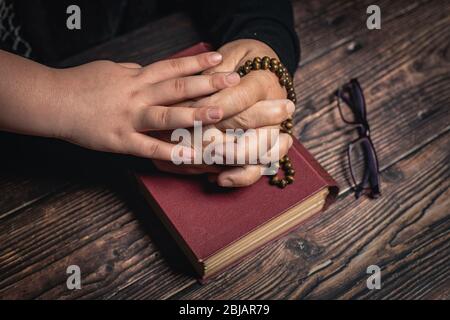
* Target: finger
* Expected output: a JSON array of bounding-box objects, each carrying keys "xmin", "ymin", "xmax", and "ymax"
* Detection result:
[
  {"xmin": 169, "ymin": 100, "xmax": 196, "ymax": 108},
  {"xmin": 263, "ymin": 133, "xmax": 293, "ymax": 163},
  {"xmin": 215, "ymin": 99, "xmax": 295, "ymax": 131},
  {"xmin": 215, "ymin": 133, "xmax": 293, "ymax": 187},
  {"xmin": 193, "ymin": 72, "xmax": 278, "ymax": 118},
  {"xmin": 141, "ymin": 52, "xmax": 223, "ymax": 83},
  {"xmin": 127, "ymin": 133, "xmax": 194, "ymax": 161},
  {"xmin": 217, "ymin": 165, "xmax": 264, "ymax": 187},
  {"xmin": 147, "ymin": 72, "xmax": 240, "ymax": 106},
  {"xmin": 118, "ymin": 62, "xmax": 142, "ymax": 69},
  {"xmin": 135, "ymin": 105, "xmax": 223, "ymax": 131},
  {"xmin": 214, "ymin": 130, "xmax": 292, "ymax": 165}
]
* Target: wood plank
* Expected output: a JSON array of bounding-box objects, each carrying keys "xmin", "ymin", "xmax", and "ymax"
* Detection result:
[
  {"xmin": 176, "ymin": 130, "xmax": 450, "ymax": 299},
  {"xmin": 293, "ymin": 0, "xmax": 450, "ymax": 192},
  {"xmin": 293, "ymin": 0, "xmax": 432, "ymax": 65},
  {"xmin": 0, "ymin": 176, "xmax": 196, "ymax": 299}
]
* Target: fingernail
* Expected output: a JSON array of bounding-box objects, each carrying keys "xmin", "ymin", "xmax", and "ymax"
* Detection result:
[
  {"xmin": 207, "ymin": 107, "xmax": 222, "ymax": 120},
  {"xmin": 287, "ymin": 101, "xmax": 296, "ymax": 115},
  {"xmin": 209, "ymin": 53, "xmax": 222, "ymax": 64},
  {"xmin": 220, "ymin": 178, "xmax": 233, "ymax": 187},
  {"xmin": 226, "ymin": 72, "xmax": 240, "ymax": 85}
]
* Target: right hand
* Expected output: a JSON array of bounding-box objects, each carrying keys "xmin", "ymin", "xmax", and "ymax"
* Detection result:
[
  {"xmin": 153, "ymin": 98, "xmax": 295, "ymax": 187},
  {"xmin": 51, "ymin": 52, "xmax": 240, "ymax": 161}
]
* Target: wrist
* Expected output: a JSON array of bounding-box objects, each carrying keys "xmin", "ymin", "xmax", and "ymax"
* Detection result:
[
  {"xmin": 45, "ymin": 68, "xmax": 75, "ymax": 140},
  {"xmin": 0, "ymin": 50, "xmax": 67, "ymax": 139}
]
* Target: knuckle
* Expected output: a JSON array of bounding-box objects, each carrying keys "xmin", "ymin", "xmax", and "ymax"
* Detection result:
[
  {"xmin": 273, "ymin": 103, "xmax": 288, "ymax": 121},
  {"xmin": 122, "ymin": 107, "xmax": 135, "ymax": 124},
  {"xmin": 211, "ymin": 73, "xmax": 225, "ymax": 89},
  {"xmin": 168, "ymin": 58, "xmax": 185, "ymax": 73},
  {"xmin": 95, "ymin": 60, "xmax": 116, "ymax": 68},
  {"xmin": 113, "ymin": 126, "xmax": 128, "ymax": 141},
  {"xmin": 209, "ymin": 74, "xmax": 219, "ymax": 89},
  {"xmin": 146, "ymin": 141, "xmax": 160, "ymax": 157},
  {"xmin": 157, "ymin": 108, "xmax": 171, "ymax": 126},
  {"xmin": 196, "ymin": 54, "xmax": 209, "ymax": 68},
  {"xmin": 234, "ymin": 89, "xmax": 252, "ymax": 108},
  {"xmin": 111, "ymin": 129, "xmax": 133, "ymax": 153},
  {"xmin": 235, "ymin": 113, "xmax": 253, "ymax": 129},
  {"xmin": 173, "ymin": 78, "xmax": 186, "ymax": 95}
]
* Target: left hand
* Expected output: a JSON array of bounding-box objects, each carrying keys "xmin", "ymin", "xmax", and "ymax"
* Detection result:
[{"xmin": 154, "ymin": 39, "xmax": 296, "ymax": 187}]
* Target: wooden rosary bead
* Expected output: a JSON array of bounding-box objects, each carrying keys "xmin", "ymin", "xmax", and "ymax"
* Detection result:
[
  {"xmin": 283, "ymin": 162, "xmax": 292, "ymax": 170},
  {"xmin": 278, "ymin": 179, "xmax": 288, "ymax": 188},
  {"xmin": 252, "ymin": 61, "xmax": 261, "ymax": 70},
  {"xmin": 270, "ymin": 64, "xmax": 279, "ymax": 72},
  {"xmin": 284, "ymin": 121, "xmax": 293, "ymax": 129},
  {"xmin": 288, "ymin": 92, "xmax": 296, "ymax": 100},
  {"xmin": 237, "ymin": 56, "xmax": 297, "ymax": 188},
  {"xmin": 276, "ymin": 68, "xmax": 284, "ymax": 77},
  {"xmin": 270, "ymin": 176, "xmax": 280, "ymax": 185}
]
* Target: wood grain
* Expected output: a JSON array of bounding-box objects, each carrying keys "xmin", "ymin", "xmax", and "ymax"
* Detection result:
[
  {"xmin": 0, "ymin": 178, "xmax": 196, "ymax": 299},
  {"xmin": 293, "ymin": 0, "xmax": 450, "ymax": 191}
]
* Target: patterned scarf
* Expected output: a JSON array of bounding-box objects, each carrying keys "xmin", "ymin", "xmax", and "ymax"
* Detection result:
[{"xmin": 0, "ymin": 0, "xmax": 32, "ymax": 57}]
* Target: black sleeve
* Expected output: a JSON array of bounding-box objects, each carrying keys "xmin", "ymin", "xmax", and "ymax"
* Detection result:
[{"xmin": 192, "ymin": 0, "xmax": 300, "ymax": 75}]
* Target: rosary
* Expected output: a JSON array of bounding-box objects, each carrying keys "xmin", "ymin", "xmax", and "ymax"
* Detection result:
[{"xmin": 237, "ymin": 56, "xmax": 296, "ymax": 188}]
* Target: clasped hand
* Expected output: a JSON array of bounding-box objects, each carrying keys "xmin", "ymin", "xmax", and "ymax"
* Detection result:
[{"xmin": 53, "ymin": 39, "xmax": 295, "ymax": 187}]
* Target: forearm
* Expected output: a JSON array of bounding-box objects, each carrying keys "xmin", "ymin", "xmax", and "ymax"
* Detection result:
[
  {"xmin": 193, "ymin": 0, "xmax": 300, "ymax": 75},
  {"xmin": 0, "ymin": 50, "xmax": 62, "ymax": 138}
]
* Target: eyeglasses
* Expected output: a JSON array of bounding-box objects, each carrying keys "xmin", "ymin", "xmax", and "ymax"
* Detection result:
[{"xmin": 335, "ymin": 79, "xmax": 381, "ymax": 199}]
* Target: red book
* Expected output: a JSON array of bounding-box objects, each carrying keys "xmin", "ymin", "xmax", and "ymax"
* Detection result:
[{"xmin": 135, "ymin": 43, "xmax": 339, "ymax": 280}]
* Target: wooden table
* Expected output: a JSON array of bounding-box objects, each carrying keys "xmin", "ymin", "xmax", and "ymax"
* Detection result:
[{"xmin": 0, "ymin": 0, "xmax": 449, "ymax": 299}]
